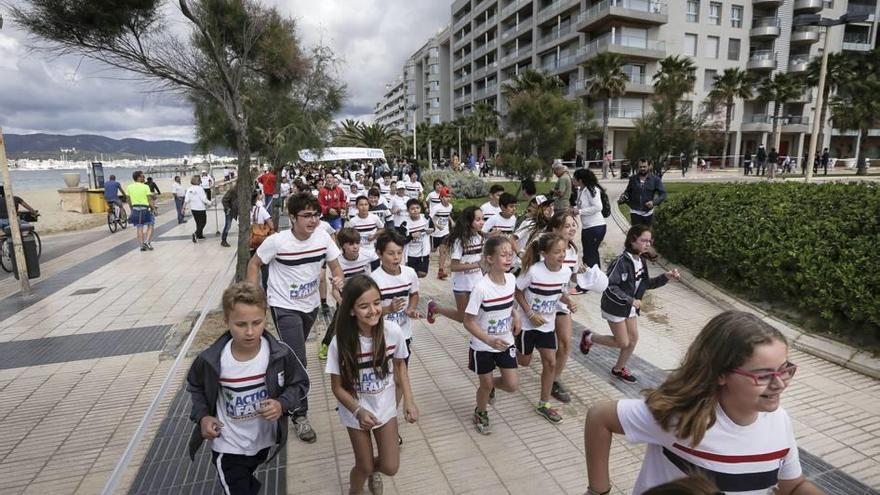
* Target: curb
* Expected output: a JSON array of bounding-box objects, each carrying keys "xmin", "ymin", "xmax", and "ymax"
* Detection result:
[{"xmin": 608, "ymin": 202, "xmax": 880, "ymax": 380}]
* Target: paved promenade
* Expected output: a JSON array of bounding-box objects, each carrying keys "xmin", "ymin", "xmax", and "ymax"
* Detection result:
[{"xmin": 0, "ymin": 174, "xmax": 877, "ymax": 494}]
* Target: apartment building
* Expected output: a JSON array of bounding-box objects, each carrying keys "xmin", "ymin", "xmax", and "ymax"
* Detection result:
[
  {"xmin": 377, "ymin": 0, "xmax": 880, "ymax": 161},
  {"xmin": 374, "ymin": 77, "xmax": 407, "ymax": 132}
]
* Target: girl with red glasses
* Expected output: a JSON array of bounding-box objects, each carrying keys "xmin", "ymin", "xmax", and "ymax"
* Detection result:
[{"xmin": 583, "ymin": 310, "xmax": 818, "ymax": 495}]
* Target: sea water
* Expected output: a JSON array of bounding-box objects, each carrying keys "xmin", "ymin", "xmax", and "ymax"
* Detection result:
[{"xmin": 4, "ymin": 167, "xmax": 236, "ymax": 192}]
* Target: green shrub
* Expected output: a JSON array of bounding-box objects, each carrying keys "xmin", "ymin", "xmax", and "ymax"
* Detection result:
[
  {"xmin": 421, "ymin": 170, "xmax": 488, "ymax": 199},
  {"xmin": 654, "ymin": 182, "xmax": 880, "ymax": 341}
]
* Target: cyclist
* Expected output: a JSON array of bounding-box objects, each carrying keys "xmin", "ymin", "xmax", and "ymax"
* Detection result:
[
  {"xmin": 104, "ymin": 175, "xmax": 127, "ymax": 219},
  {"xmin": 0, "ymin": 185, "xmax": 40, "ymax": 230}
]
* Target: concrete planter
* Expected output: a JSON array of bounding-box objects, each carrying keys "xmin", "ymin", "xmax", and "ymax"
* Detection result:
[{"xmin": 63, "ymin": 173, "xmax": 82, "ymax": 188}]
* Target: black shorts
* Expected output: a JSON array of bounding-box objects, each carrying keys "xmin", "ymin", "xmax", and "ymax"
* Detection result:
[
  {"xmin": 515, "ymin": 329, "xmax": 557, "ymax": 355},
  {"xmin": 431, "ymin": 235, "xmax": 448, "ymax": 250},
  {"xmin": 468, "ymin": 346, "xmax": 517, "ymax": 375},
  {"xmin": 406, "ymin": 255, "xmax": 429, "ymax": 274},
  {"xmin": 404, "ymin": 337, "xmax": 412, "ymax": 366}
]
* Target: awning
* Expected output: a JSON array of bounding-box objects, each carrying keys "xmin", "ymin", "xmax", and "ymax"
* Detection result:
[{"xmin": 298, "ymin": 147, "xmax": 386, "ymax": 162}]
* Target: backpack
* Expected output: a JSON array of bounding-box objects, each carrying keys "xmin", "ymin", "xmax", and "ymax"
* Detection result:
[{"xmin": 599, "ymin": 186, "xmax": 611, "ymax": 218}]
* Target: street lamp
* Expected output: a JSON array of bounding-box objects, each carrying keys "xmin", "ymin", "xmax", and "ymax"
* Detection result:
[
  {"xmin": 408, "ymin": 104, "xmax": 418, "ymax": 160},
  {"xmin": 795, "ymin": 13, "xmax": 869, "ymax": 182}
]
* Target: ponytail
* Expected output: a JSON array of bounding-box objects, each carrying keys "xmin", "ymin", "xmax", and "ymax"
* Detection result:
[{"xmin": 520, "ymin": 232, "xmax": 564, "ymax": 274}]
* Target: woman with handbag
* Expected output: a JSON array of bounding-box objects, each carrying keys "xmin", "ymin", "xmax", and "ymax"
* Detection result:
[
  {"xmin": 249, "ymin": 190, "xmax": 275, "ymax": 289},
  {"xmin": 184, "ymin": 176, "xmax": 211, "ymax": 243}
]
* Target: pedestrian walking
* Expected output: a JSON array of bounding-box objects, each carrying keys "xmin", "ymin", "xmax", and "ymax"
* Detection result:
[
  {"xmin": 756, "ymin": 144, "xmax": 767, "ymax": 176},
  {"xmin": 579, "ymin": 225, "xmax": 680, "ymax": 383},
  {"xmin": 172, "ymin": 175, "xmax": 186, "ymax": 224},
  {"xmin": 200, "ymin": 170, "xmax": 215, "ymax": 200},
  {"xmin": 603, "ymin": 150, "xmax": 617, "ymax": 179},
  {"xmin": 573, "ymin": 168, "xmax": 606, "ymax": 269},
  {"xmin": 552, "ymin": 162, "xmax": 573, "ymax": 215},
  {"xmin": 184, "ymin": 176, "xmax": 210, "ymax": 243},
  {"xmin": 768, "ymin": 148, "xmax": 779, "ymax": 176},
  {"xmin": 220, "ymin": 186, "xmax": 238, "ymax": 248},
  {"xmin": 619, "ymin": 159, "xmax": 667, "ymax": 227},
  {"xmin": 325, "ymin": 275, "xmax": 418, "ymax": 495},
  {"xmin": 821, "ymin": 148, "xmax": 830, "ymax": 175},
  {"xmin": 464, "ymin": 236, "xmax": 521, "ymax": 435},
  {"xmin": 584, "ymin": 311, "xmax": 817, "ymax": 495},
  {"xmin": 744, "ymin": 151, "xmax": 752, "ymax": 176},
  {"xmin": 246, "ymin": 193, "xmax": 345, "ymax": 444},
  {"xmin": 127, "ymin": 170, "xmax": 156, "ymax": 251}
]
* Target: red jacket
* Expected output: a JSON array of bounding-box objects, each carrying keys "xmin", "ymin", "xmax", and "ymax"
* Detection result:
[
  {"xmin": 318, "ymin": 186, "xmax": 346, "ymax": 215},
  {"xmin": 258, "ymin": 172, "xmax": 277, "ymax": 195}
]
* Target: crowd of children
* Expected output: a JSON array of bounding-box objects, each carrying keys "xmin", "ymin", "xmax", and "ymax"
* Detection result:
[{"xmin": 187, "ymin": 165, "xmax": 817, "ymax": 495}]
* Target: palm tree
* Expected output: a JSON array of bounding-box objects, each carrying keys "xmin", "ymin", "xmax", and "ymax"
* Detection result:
[
  {"xmin": 757, "ymin": 72, "xmax": 804, "ymax": 179},
  {"xmin": 501, "ymin": 69, "xmax": 564, "ymax": 100},
  {"xmin": 829, "ymin": 50, "xmax": 880, "ymax": 175},
  {"xmin": 582, "ymin": 52, "xmax": 628, "ymax": 178},
  {"xmin": 806, "ymin": 52, "xmax": 855, "ymax": 154},
  {"xmin": 466, "ymin": 102, "xmax": 501, "ymax": 159},
  {"xmin": 333, "ymin": 120, "xmax": 403, "ymax": 153},
  {"xmin": 707, "ymin": 68, "xmax": 752, "ymax": 168},
  {"xmin": 653, "ymin": 55, "xmax": 697, "ymax": 116}
]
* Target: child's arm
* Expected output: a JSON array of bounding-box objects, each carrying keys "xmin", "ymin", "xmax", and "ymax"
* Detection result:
[
  {"xmin": 560, "ymin": 293, "xmax": 577, "ymax": 313},
  {"xmin": 449, "ymin": 258, "xmax": 479, "ymax": 273},
  {"xmin": 463, "ymin": 313, "xmax": 508, "ymax": 351},
  {"xmin": 277, "ymin": 349, "xmax": 309, "ymax": 419},
  {"xmin": 393, "ymin": 358, "xmax": 418, "ymax": 423},
  {"xmin": 330, "ymin": 374, "xmax": 379, "ymax": 430},
  {"xmin": 405, "ymin": 291, "xmax": 421, "ymax": 318},
  {"xmin": 186, "ymin": 357, "xmax": 222, "ymax": 439},
  {"xmin": 514, "ymin": 287, "xmax": 546, "ymax": 327}
]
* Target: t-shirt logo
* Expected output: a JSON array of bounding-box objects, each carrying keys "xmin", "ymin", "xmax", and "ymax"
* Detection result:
[
  {"xmin": 530, "ymin": 298, "xmax": 556, "ymax": 314},
  {"xmin": 487, "ymin": 316, "xmax": 512, "ymax": 336},
  {"xmin": 289, "ymin": 279, "xmax": 318, "ymax": 299}
]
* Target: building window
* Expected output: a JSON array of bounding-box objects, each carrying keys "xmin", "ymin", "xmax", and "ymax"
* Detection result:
[
  {"xmin": 728, "ymin": 38, "xmax": 741, "ymax": 60},
  {"xmin": 687, "ymin": 0, "xmax": 700, "ymax": 22},
  {"xmin": 705, "ymin": 36, "xmax": 719, "ymax": 58},
  {"xmin": 731, "ymin": 5, "xmax": 743, "ymax": 28},
  {"xmin": 704, "ymin": 69, "xmax": 718, "ymax": 91},
  {"xmin": 709, "ymin": 2, "xmax": 722, "ymax": 25},
  {"xmin": 684, "ymin": 33, "xmax": 698, "ymax": 57}
]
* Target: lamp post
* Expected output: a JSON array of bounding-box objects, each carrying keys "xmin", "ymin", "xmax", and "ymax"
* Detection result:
[
  {"xmin": 408, "ymin": 104, "xmax": 418, "ymax": 160},
  {"xmin": 795, "ymin": 13, "xmax": 869, "ymax": 182}
]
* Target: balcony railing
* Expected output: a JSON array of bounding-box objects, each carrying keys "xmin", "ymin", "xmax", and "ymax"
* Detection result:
[
  {"xmin": 752, "ymin": 16, "xmax": 781, "ymax": 27},
  {"xmin": 541, "ymin": 54, "xmax": 575, "ymax": 71},
  {"xmin": 605, "ymin": 107, "xmax": 644, "ymax": 118},
  {"xmin": 785, "ymin": 115, "xmax": 810, "ymax": 125},
  {"xmin": 842, "ymin": 40, "xmax": 873, "ymax": 51},
  {"xmin": 578, "ymin": 34, "xmax": 665, "ymax": 58},
  {"xmin": 473, "ymin": 84, "xmax": 499, "ymax": 99},
  {"xmin": 582, "ymin": 0, "xmax": 667, "ymax": 20},
  {"xmin": 847, "ymin": 2, "xmax": 877, "ymax": 15},
  {"xmin": 501, "ymin": 19, "xmax": 533, "ymax": 39},
  {"xmin": 475, "ymin": 15, "xmax": 498, "ymax": 33},
  {"xmin": 749, "ymin": 50, "xmax": 776, "ymax": 61},
  {"xmin": 502, "ymin": 0, "xmax": 532, "ymax": 17},
  {"xmin": 501, "ymin": 45, "xmax": 533, "ymax": 64},
  {"xmin": 744, "ymin": 114, "xmax": 771, "ymax": 123},
  {"xmin": 538, "ymin": 25, "xmax": 573, "ymax": 46},
  {"xmin": 789, "ymin": 54, "xmax": 811, "ymax": 65}
]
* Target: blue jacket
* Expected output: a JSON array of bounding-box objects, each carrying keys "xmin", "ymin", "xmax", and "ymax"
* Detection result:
[{"xmin": 620, "ymin": 174, "xmax": 667, "ymax": 213}]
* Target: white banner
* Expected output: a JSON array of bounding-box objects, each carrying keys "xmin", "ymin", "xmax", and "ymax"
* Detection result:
[{"xmin": 298, "ymin": 147, "xmax": 386, "ymax": 162}]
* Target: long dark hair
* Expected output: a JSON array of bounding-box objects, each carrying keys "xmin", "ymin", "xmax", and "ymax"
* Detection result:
[
  {"xmin": 446, "ymin": 205, "xmax": 482, "ymax": 248},
  {"xmin": 624, "ymin": 224, "xmax": 658, "ymax": 261},
  {"xmin": 333, "ymin": 275, "xmax": 390, "ymax": 397},
  {"xmin": 523, "ymin": 201, "xmax": 555, "ymax": 247},
  {"xmin": 573, "ymin": 168, "xmax": 600, "ymax": 196}
]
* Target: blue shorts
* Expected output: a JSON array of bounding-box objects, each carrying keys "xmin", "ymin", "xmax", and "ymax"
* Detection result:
[
  {"xmin": 130, "ymin": 207, "xmax": 154, "ymax": 227},
  {"xmin": 326, "ymin": 217, "xmax": 343, "ymax": 231}
]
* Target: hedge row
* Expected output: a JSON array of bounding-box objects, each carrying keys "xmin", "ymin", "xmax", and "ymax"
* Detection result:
[
  {"xmin": 420, "ymin": 170, "xmax": 487, "ymax": 199},
  {"xmin": 653, "ymin": 182, "xmax": 880, "ymax": 340}
]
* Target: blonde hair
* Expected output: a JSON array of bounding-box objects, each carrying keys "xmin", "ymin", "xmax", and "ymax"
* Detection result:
[
  {"xmin": 222, "ymin": 282, "xmax": 267, "ymax": 319},
  {"xmin": 644, "ymin": 311, "xmax": 786, "ymax": 446}
]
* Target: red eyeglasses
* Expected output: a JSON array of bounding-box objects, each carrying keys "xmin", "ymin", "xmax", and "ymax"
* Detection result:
[{"xmin": 731, "ymin": 362, "xmax": 798, "ymax": 386}]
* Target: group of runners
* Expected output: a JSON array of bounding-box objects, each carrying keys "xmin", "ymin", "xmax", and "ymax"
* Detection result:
[{"xmin": 188, "ymin": 160, "xmax": 821, "ymax": 495}]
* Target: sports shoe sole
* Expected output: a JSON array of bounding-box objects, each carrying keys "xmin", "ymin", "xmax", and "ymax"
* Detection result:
[{"xmin": 535, "ymin": 407, "xmax": 563, "ymax": 424}]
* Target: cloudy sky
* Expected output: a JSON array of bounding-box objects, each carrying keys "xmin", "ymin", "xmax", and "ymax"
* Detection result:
[{"xmin": 0, "ymin": 0, "xmax": 450, "ymax": 142}]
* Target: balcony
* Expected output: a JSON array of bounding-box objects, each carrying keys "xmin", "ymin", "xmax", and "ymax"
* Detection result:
[
  {"xmin": 537, "ymin": 25, "xmax": 575, "ymax": 50},
  {"xmin": 783, "ymin": 115, "xmax": 810, "ymax": 131},
  {"xmin": 474, "ymin": 15, "xmax": 498, "ymax": 36},
  {"xmin": 577, "ymin": 73, "xmax": 654, "ymax": 96},
  {"xmin": 747, "ymin": 50, "xmax": 777, "ymax": 70},
  {"xmin": 454, "ymin": 15, "xmax": 470, "ymax": 32},
  {"xmin": 606, "ymin": 107, "xmax": 644, "ymax": 119},
  {"xmin": 454, "ymin": 53, "xmax": 473, "ymax": 69},
  {"xmin": 454, "ymin": 93, "xmax": 473, "ymax": 106},
  {"xmin": 576, "ymin": 34, "xmax": 666, "ymax": 63},
  {"xmin": 752, "ymin": 0, "xmax": 783, "ymax": 6},
  {"xmin": 454, "ymin": 73, "xmax": 471, "ymax": 88},
  {"xmin": 791, "ymin": 26, "xmax": 821, "ymax": 44},
  {"xmin": 750, "ymin": 17, "xmax": 781, "ymax": 39},
  {"xmin": 500, "ymin": 45, "xmax": 533, "ymax": 66},
  {"xmin": 847, "ymin": 3, "xmax": 877, "ymax": 20},
  {"xmin": 473, "ymin": 84, "xmax": 499, "ymax": 100},
  {"xmin": 741, "ymin": 114, "xmax": 772, "ymax": 131},
  {"xmin": 454, "ymin": 33, "xmax": 471, "ymax": 50},
  {"xmin": 577, "ymin": 0, "xmax": 668, "ymax": 33},
  {"xmin": 501, "ymin": 0, "xmax": 533, "ymax": 19},
  {"xmin": 788, "ymin": 55, "xmax": 811, "ymax": 72},
  {"xmin": 537, "ymin": 0, "xmax": 576, "ymax": 23},
  {"xmin": 501, "ymin": 19, "xmax": 534, "ymax": 40},
  {"xmin": 473, "ymin": 61, "xmax": 499, "ymax": 79},
  {"xmin": 842, "ymin": 39, "xmax": 873, "ymax": 51},
  {"xmin": 540, "ymin": 54, "xmax": 576, "ymax": 73},
  {"xmin": 473, "ymin": 39, "xmax": 499, "ymax": 59},
  {"xmin": 794, "ymin": 0, "xmax": 825, "ymax": 12}
]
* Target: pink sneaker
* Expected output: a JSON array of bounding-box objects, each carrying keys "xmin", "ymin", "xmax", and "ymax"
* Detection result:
[{"xmin": 426, "ymin": 300, "xmax": 438, "ymax": 324}]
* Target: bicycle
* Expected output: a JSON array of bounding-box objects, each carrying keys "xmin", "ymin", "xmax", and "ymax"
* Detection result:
[
  {"xmin": 1, "ymin": 212, "xmax": 42, "ymax": 273},
  {"xmin": 107, "ymin": 201, "xmax": 129, "ymax": 233}
]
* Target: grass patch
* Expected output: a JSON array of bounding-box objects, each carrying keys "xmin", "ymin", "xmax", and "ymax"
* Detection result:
[{"xmin": 450, "ymin": 180, "xmax": 556, "ymax": 212}]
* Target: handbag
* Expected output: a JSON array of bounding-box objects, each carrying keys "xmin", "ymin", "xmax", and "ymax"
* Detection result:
[{"xmin": 249, "ymin": 207, "xmax": 273, "ymax": 250}]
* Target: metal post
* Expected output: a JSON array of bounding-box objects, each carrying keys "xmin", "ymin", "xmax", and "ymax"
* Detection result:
[
  {"xmin": 458, "ymin": 127, "xmax": 462, "ymax": 159},
  {"xmin": 412, "ymin": 112, "xmax": 417, "ymax": 160},
  {"xmin": 0, "ymin": 129, "xmax": 31, "ymax": 295},
  {"xmin": 806, "ymin": 25, "xmax": 832, "ymax": 183}
]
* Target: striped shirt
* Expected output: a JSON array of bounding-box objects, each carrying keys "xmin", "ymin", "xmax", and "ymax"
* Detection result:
[
  {"xmin": 516, "ymin": 261, "xmax": 570, "ymax": 332},
  {"xmin": 370, "ymin": 265, "xmax": 420, "ymax": 339},
  {"xmin": 257, "ymin": 229, "xmax": 341, "ymax": 312},
  {"xmin": 465, "ymin": 273, "xmax": 516, "ymax": 352}
]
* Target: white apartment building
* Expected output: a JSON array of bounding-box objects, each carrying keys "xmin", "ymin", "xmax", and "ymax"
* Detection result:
[
  {"xmin": 374, "ymin": 77, "xmax": 407, "ymax": 132},
  {"xmin": 377, "ymin": 0, "xmax": 880, "ymax": 161}
]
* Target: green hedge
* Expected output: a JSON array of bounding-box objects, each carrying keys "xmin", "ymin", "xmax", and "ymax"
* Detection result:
[
  {"xmin": 654, "ymin": 182, "xmax": 880, "ymax": 341},
  {"xmin": 420, "ymin": 170, "xmax": 488, "ymax": 199}
]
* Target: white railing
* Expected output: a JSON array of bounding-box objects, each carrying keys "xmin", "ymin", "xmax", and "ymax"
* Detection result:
[
  {"xmin": 579, "ymin": 34, "xmax": 665, "ymax": 58},
  {"xmin": 749, "ymin": 49, "xmax": 776, "ymax": 61},
  {"xmin": 581, "ymin": 0, "xmax": 667, "ymax": 23}
]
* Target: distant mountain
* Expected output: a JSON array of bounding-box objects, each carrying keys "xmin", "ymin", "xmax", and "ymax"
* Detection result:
[{"xmin": 3, "ymin": 133, "xmax": 224, "ymax": 159}]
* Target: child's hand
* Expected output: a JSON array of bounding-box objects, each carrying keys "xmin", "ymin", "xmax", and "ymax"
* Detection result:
[
  {"xmin": 667, "ymin": 269, "xmax": 681, "ymax": 281},
  {"xmin": 567, "ymin": 299, "xmax": 578, "ymax": 313},
  {"xmin": 390, "ymin": 298, "xmax": 406, "ymax": 313},
  {"xmin": 632, "ymin": 299, "xmax": 642, "ymax": 310},
  {"xmin": 485, "ymin": 336, "xmax": 509, "ymax": 351},
  {"xmin": 258, "ymin": 399, "xmax": 283, "ymax": 422},
  {"xmin": 331, "ymin": 275, "xmax": 344, "ymax": 291},
  {"xmin": 528, "ymin": 313, "xmax": 547, "ymax": 326},
  {"xmin": 200, "ymin": 416, "xmax": 223, "ymax": 439},
  {"xmin": 577, "ymin": 263, "xmax": 588, "ymax": 274},
  {"xmin": 404, "ymin": 400, "xmax": 419, "ymax": 423},
  {"xmin": 405, "ymin": 308, "xmax": 422, "ymax": 319},
  {"xmin": 356, "ymin": 408, "xmax": 379, "ymax": 430}
]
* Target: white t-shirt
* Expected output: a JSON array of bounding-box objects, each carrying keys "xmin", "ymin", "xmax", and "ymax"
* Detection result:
[
  {"xmin": 516, "ymin": 261, "xmax": 571, "ymax": 332},
  {"xmin": 379, "ymin": 182, "xmax": 392, "ymax": 200},
  {"xmin": 431, "ymin": 203, "xmax": 453, "ymax": 238},
  {"xmin": 405, "ymin": 181, "xmax": 423, "ymax": 199},
  {"xmin": 347, "ymin": 194, "xmax": 360, "ymax": 218},
  {"xmin": 401, "ymin": 215, "xmax": 431, "ymax": 258},
  {"xmin": 426, "ymin": 190, "xmax": 442, "ymax": 214},
  {"xmin": 325, "ymin": 321, "xmax": 409, "ymax": 430},
  {"xmin": 482, "ymin": 213, "xmax": 516, "ymax": 236},
  {"xmin": 390, "ymin": 194, "xmax": 410, "ymax": 226},
  {"xmin": 212, "ymin": 337, "xmax": 275, "ymax": 455},
  {"xmin": 347, "ymin": 213, "xmax": 384, "ymax": 257},
  {"xmin": 480, "ymin": 201, "xmax": 501, "ymax": 222},
  {"xmin": 370, "ymin": 265, "xmax": 420, "ymax": 339},
  {"xmin": 319, "ymin": 220, "xmax": 337, "ymax": 237},
  {"xmin": 465, "ymin": 273, "xmax": 517, "ymax": 353},
  {"xmin": 338, "ymin": 250, "xmax": 378, "ymax": 280},
  {"xmin": 200, "ymin": 175, "xmax": 214, "ymax": 189},
  {"xmin": 172, "ymin": 181, "xmax": 185, "ymax": 197},
  {"xmin": 451, "ymin": 234, "xmax": 484, "ymax": 292},
  {"xmin": 513, "ymin": 219, "xmax": 536, "ymax": 253},
  {"xmin": 280, "ymin": 182, "xmax": 291, "ymax": 197},
  {"xmin": 257, "ymin": 229, "xmax": 341, "ymax": 312},
  {"xmin": 250, "ymin": 205, "xmax": 271, "ymax": 225},
  {"xmin": 617, "ymin": 399, "xmax": 803, "ymax": 495}
]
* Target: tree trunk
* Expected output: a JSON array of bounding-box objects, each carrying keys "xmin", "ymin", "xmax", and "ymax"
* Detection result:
[
  {"xmin": 770, "ymin": 108, "xmax": 780, "ymax": 180},
  {"xmin": 723, "ymin": 102, "xmax": 733, "ymax": 169},
  {"xmin": 856, "ymin": 127, "xmax": 868, "ymax": 175},
  {"xmin": 602, "ymin": 96, "xmax": 610, "ymax": 179},
  {"xmin": 235, "ymin": 126, "xmax": 253, "ymax": 282},
  {"xmin": 818, "ymin": 86, "xmax": 830, "ymax": 152}
]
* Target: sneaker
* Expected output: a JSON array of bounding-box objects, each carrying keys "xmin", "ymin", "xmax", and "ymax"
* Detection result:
[
  {"xmin": 551, "ymin": 381, "xmax": 571, "ymax": 404},
  {"xmin": 191, "ymin": 233, "xmax": 197, "ymax": 244},
  {"xmin": 612, "ymin": 367, "xmax": 638, "ymax": 383},
  {"xmin": 220, "ymin": 240, "xmax": 231, "ymax": 247},
  {"xmin": 579, "ymin": 330, "xmax": 593, "ymax": 355},
  {"xmin": 318, "ymin": 343, "xmax": 329, "ymax": 361},
  {"xmin": 488, "ymin": 387, "xmax": 496, "ymax": 406},
  {"xmin": 426, "ymin": 300, "xmax": 438, "ymax": 324},
  {"xmin": 368, "ymin": 472, "xmax": 383, "ymax": 495},
  {"xmin": 145, "ymin": 243, "xmax": 154, "ymax": 251},
  {"xmin": 438, "ymin": 270, "xmax": 448, "ymax": 280},
  {"xmin": 535, "ymin": 402, "xmax": 563, "ymax": 424},
  {"xmin": 292, "ymin": 416, "xmax": 317, "ymax": 443},
  {"xmin": 568, "ymin": 286, "xmax": 588, "ymax": 295},
  {"xmin": 321, "ymin": 303, "xmax": 331, "ymax": 317},
  {"xmin": 140, "ymin": 244, "xmax": 147, "ymax": 252},
  {"xmin": 473, "ymin": 408, "xmax": 491, "ymax": 435}
]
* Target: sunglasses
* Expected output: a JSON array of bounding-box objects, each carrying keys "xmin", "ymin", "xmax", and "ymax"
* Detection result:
[{"xmin": 731, "ymin": 362, "xmax": 798, "ymax": 386}]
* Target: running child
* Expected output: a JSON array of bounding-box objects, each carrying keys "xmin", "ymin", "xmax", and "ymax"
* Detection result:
[
  {"xmin": 319, "ymin": 227, "xmax": 381, "ymax": 361},
  {"xmin": 398, "ymin": 199, "xmax": 432, "ymax": 278},
  {"xmin": 187, "ymin": 282, "xmax": 308, "ymax": 494},
  {"xmin": 390, "ymin": 182, "xmax": 410, "ymax": 227},
  {"xmin": 429, "ymin": 190, "xmax": 454, "ymax": 280},
  {"xmin": 482, "ymin": 192, "xmax": 517, "ymax": 237},
  {"xmin": 426, "ymin": 206, "xmax": 485, "ymax": 324},
  {"xmin": 514, "ymin": 233, "xmax": 575, "ymax": 424},
  {"xmin": 512, "ymin": 195, "xmax": 555, "ymax": 273},
  {"xmin": 463, "ymin": 236, "xmax": 521, "ymax": 435},
  {"xmin": 425, "ymin": 179, "xmax": 446, "ymax": 214},
  {"xmin": 368, "ymin": 188, "xmax": 394, "ymax": 228},
  {"xmin": 480, "ymin": 184, "xmax": 505, "ymax": 222},
  {"xmin": 326, "ymin": 275, "xmax": 418, "ymax": 495},
  {"xmin": 347, "ymin": 196, "xmax": 384, "ymax": 259},
  {"xmin": 580, "ymin": 224, "xmax": 680, "ymax": 383},
  {"xmin": 347, "ymin": 183, "xmax": 360, "ymax": 219},
  {"xmin": 404, "ymin": 171, "xmax": 423, "ymax": 201}
]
